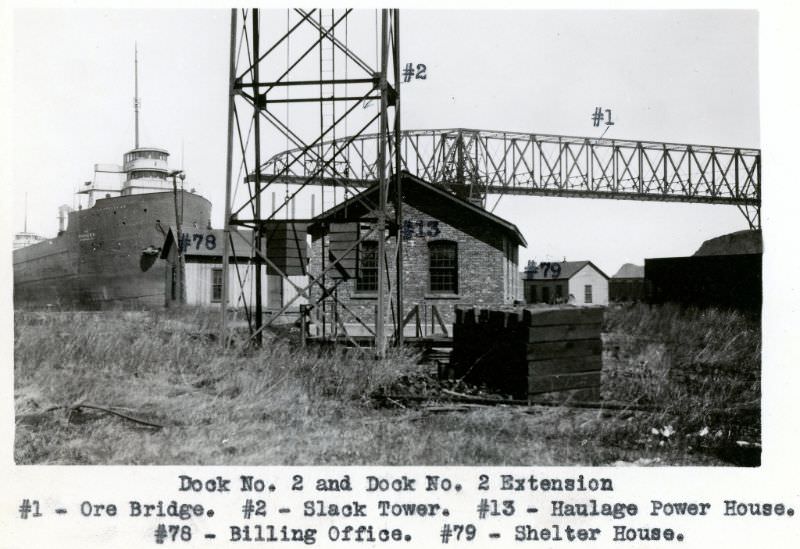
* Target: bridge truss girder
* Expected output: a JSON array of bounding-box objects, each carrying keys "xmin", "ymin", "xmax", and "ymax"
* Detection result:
[{"xmin": 260, "ymin": 128, "xmax": 761, "ymax": 229}]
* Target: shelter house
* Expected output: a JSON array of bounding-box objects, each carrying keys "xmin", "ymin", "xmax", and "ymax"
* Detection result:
[
  {"xmin": 160, "ymin": 225, "xmax": 308, "ymax": 312},
  {"xmin": 522, "ymin": 260, "xmax": 609, "ymax": 306},
  {"xmin": 306, "ymin": 172, "xmax": 527, "ymax": 337},
  {"xmin": 609, "ymin": 263, "xmax": 645, "ymax": 302}
]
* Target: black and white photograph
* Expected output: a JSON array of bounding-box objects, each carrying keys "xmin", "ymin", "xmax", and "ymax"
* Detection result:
[
  {"xmin": 7, "ymin": 3, "xmax": 800, "ymax": 547},
  {"xmin": 8, "ymin": 7, "xmax": 766, "ymax": 468}
]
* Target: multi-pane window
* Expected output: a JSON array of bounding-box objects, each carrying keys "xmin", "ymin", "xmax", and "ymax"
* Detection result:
[
  {"xmin": 356, "ymin": 240, "xmax": 379, "ymax": 292},
  {"xmin": 211, "ymin": 268, "xmax": 223, "ymax": 302},
  {"xmin": 584, "ymin": 284, "xmax": 593, "ymax": 304},
  {"xmin": 429, "ymin": 241, "xmax": 458, "ymax": 293},
  {"xmin": 130, "ymin": 170, "xmax": 167, "ymax": 180}
]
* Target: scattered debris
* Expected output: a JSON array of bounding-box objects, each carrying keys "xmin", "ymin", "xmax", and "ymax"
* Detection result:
[{"xmin": 17, "ymin": 403, "xmax": 164, "ymax": 430}]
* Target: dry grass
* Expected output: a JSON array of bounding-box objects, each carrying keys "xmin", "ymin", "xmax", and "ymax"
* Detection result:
[
  {"xmin": 601, "ymin": 303, "xmax": 761, "ymax": 463},
  {"xmin": 14, "ymin": 304, "xmax": 759, "ymax": 465}
]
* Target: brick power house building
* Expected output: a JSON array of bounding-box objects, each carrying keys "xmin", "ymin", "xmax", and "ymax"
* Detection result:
[{"xmin": 307, "ymin": 172, "xmax": 526, "ymax": 337}]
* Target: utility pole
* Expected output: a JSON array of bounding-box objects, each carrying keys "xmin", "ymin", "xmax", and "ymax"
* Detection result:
[{"xmin": 170, "ymin": 170, "xmax": 186, "ymax": 305}]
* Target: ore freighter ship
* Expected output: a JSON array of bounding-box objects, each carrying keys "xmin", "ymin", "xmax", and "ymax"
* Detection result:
[{"xmin": 13, "ymin": 47, "xmax": 212, "ymax": 309}]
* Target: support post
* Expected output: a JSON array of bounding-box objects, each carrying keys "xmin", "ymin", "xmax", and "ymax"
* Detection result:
[
  {"xmin": 393, "ymin": 10, "xmax": 403, "ymax": 347},
  {"xmin": 300, "ymin": 304, "xmax": 308, "ymax": 348},
  {"xmin": 456, "ymin": 130, "xmax": 464, "ymax": 188},
  {"xmin": 252, "ymin": 9, "xmax": 264, "ymax": 346},
  {"xmin": 221, "ymin": 8, "xmax": 238, "ymax": 348},
  {"xmin": 375, "ymin": 10, "xmax": 390, "ymax": 358}
]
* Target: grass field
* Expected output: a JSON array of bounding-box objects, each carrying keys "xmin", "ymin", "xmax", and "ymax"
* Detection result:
[{"xmin": 14, "ymin": 304, "xmax": 760, "ymax": 465}]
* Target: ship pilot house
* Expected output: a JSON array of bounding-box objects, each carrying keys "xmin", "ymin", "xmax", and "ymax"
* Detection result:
[{"xmin": 307, "ymin": 172, "xmax": 526, "ymax": 337}]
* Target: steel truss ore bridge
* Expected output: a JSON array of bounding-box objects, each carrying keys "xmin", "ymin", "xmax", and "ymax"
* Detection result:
[{"xmin": 259, "ymin": 128, "xmax": 761, "ymax": 229}]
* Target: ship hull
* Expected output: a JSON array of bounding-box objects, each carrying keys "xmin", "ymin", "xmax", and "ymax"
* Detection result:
[{"xmin": 13, "ymin": 191, "xmax": 212, "ymax": 309}]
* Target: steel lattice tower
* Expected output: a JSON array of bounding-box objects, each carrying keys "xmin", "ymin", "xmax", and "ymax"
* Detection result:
[{"xmin": 221, "ymin": 9, "xmax": 402, "ymax": 354}]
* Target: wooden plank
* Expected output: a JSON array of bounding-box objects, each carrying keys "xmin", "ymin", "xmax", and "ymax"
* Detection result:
[
  {"xmin": 528, "ymin": 355, "xmax": 602, "ymax": 376},
  {"xmin": 462, "ymin": 308, "xmax": 476, "ymax": 324},
  {"xmin": 266, "ymin": 259, "xmax": 307, "ymax": 276},
  {"xmin": 523, "ymin": 307, "xmax": 604, "ymax": 326},
  {"xmin": 527, "ymin": 338, "xmax": 602, "ymax": 360},
  {"xmin": 529, "ymin": 371, "xmax": 601, "ymax": 394},
  {"xmin": 263, "ymin": 224, "xmax": 308, "ymax": 245},
  {"xmin": 488, "ymin": 310, "xmax": 508, "ymax": 327},
  {"xmin": 528, "ymin": 323, "xmax": 601, "ymax": 342},
  {"xmin": 431, "ymin": 305, "xmax": 449, "ymax": 336},
  {"xmin": 265, "ymin": 243, "xmax": 307, "ymax": 254},
  {"xmin": 328, "ymin": 234, "xmax": 359, "ymax": 241},
  {"xmin": 266, "ymin": 248, "xmax": 307, "ymax": 259},
  {"xmin": 268, "ymin": 258, "xmax": 307, "ymax": 269},
  {"xmin": 327, "ymin": 230, "xmax": 358, "ymax": 279},
  {"xmin": 528, "ymin": 387, "xmax": 601, "ymax": 403},
  {"xmin": 328, "ymin": 223, "xmax": 359, "ymax": 236}
]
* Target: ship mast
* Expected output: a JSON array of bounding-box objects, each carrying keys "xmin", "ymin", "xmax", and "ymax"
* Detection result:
[{"xmin": 134, "ymin": 42, "xmax": 140, "ymax": 149}]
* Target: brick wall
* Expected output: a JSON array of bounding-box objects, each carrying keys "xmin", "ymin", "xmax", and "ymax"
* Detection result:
[{"xmin": 308, "ymin": 202, "xmax": 520, "ymax": 334}]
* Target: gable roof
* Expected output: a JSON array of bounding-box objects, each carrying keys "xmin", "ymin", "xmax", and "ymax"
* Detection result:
[
  {"xmin": 523, "ymin": 260, "xmax": 609, "ymax": 281},
  {"xmin": 308, "ymin": 171, "xmax": 527, "ymax": 247},
  {"xmin": 612, "ymin": 263, "xmax": 644, "ymax": 278}
]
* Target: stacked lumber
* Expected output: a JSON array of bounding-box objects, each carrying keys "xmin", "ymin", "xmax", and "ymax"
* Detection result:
[
  {"xmin": 451, "ymin": 306, "xmax": 604, "ymax": 400},
  {"xmin": 263, "ymin": 221, "xmax": 308, "ymax": 276}
]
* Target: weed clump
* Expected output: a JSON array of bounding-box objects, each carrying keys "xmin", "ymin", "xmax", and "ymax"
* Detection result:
[{"xmin": 602, "ymin": 303, "xmax": 760, "ymax": 463}]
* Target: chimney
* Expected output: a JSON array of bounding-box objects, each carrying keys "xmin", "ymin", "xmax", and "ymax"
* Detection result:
[{"xmin": 58, "ymin": 205, "xmax": 73, "ymax": 233}]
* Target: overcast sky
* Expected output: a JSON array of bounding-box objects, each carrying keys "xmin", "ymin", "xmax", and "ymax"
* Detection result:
[{"xmin": 10, "ymin": 9, "xmax": 759, "ymax": 275}]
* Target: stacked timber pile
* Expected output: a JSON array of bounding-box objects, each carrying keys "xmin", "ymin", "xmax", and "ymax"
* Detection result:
[{"xmin": 451, "ymin": 306, "xmax": 604, "ymax": 401}]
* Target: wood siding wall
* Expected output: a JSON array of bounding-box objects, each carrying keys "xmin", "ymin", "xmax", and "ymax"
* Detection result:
[
  {"xmin": 179, "ymin": 262, "xmax": 308, "ymax": 311},
  {"xmin": 568, "ymin": 266, "xmax": 609, "ymax": 306}
]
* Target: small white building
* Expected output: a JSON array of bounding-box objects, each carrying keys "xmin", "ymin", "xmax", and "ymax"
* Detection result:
[
  {"xmin": 522, "ymin": 260, "xmax": 609, "ymax": 306},
  {"xmin": 160, "ymin": 226, "xmax": 308, "ymax": 311}
]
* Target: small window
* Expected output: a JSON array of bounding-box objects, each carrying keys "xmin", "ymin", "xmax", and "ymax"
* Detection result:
[
  {"xmin": 211, "ymin": 268, "xmax": 223, "ymax": 302},
  {"xmin": 429, "ymin": 241, "xmax": 458, "ymax": 293},
  {"xmin": 584, "ymin": 284, "xmax": 593, "ymax": 304},
  {"xmin": 542, "ymin": 286, "xmax": 550, "ymax": 304},
  {"xmin": 555, "ymin": 284, "xmax": 563, "ymax": 299},
  {"xmin": 356, "ymin": 240, "xmax": 379, "ymax": 292}
]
